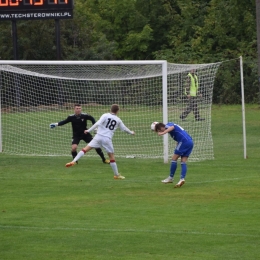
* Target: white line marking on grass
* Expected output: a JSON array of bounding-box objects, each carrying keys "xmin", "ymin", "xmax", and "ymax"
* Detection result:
[
  {"xmin": 190, "ymin": 177, "xmax": 250, "ymax": 184},
  {"xmin": 0, "ymin": 177, "xmax": 66, "ymax": 181},
  {"xmin": 0, "ymin": 176, "xmax": 257, "ymax": 184},
  {"xmin": 0, "ymin": 225, "xmax": 259, "ymax": 238}
]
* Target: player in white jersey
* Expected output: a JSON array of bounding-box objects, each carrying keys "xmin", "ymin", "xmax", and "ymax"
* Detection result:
[{"xmin": 65, "ymin": 104, "xmax": 135, "ymax": 179}]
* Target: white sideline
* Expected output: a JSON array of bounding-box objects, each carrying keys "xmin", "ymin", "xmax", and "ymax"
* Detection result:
[
  {"xmin": 0, "ymin": 176, "xmax": 256, "ymax": 183},
  {"xmin": 0, "ymin": 225, "xmax": 259, "ymax": 238}
]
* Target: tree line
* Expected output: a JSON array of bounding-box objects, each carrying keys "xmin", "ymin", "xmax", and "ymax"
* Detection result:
[{"xmin": 0, "ymin": 0, "xmax": 258, "ymax": 104}]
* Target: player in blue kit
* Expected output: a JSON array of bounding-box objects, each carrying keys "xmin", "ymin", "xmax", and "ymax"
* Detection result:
[{"xmin": 154, "ymin": 122, "xmax": 194, "ymax": 188}]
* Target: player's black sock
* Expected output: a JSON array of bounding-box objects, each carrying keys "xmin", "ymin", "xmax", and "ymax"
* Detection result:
[
  {"xmin": 72, "ymin": 151, "xmax": 78, "ymax": 164},
  {"xmin": 95, "ymin": 148, "xmax": 106, "ymax": 161},
  {"xmin": 72, "ymin": 151, "xmax": 77, "ymax": 158}
]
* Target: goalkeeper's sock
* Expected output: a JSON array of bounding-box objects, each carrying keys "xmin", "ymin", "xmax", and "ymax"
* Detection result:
[
  {"xmin": 72, "ymin": 151, "xmax": 77, "ymax": 159},
  {"xmin": 110, "ymin": 160, "xmax": 119, "ymax": 175},
  {"xmin": 72, "ymin": 150, "xmax": 85, "ymax": 162},
  {"xmin": 95, "ymin": 148, "xmax": 106, "ymax": 161},
  {"xmin": 180, "ymin": 162, "xmax": 187, "ymax": 179},
  {"xmin": 169, "ymin": 160, "xmax": 177, "ymax": 178},
  {"xmin": 72, "ymin": 151, "xmax": 78, "ymax": 164}
]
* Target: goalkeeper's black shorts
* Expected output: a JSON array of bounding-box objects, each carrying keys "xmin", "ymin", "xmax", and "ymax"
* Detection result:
[{"xmin": 71, "ymin": 133, "xmax": 93, "ymax": 145}]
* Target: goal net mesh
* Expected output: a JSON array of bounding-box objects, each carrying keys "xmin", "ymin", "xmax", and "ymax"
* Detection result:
[{"xmin": 0, "ymin": 62, "xmax": 220, "ymax": 161}]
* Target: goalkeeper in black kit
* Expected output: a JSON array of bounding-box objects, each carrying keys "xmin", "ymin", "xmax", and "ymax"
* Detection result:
[{"xmin": 49, "ymin": 104, "xmax": 110, "ymax": 164}]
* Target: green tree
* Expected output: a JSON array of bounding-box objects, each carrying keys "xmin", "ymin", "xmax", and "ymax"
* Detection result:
[
  {"xmin": 152, "ymin": 0, "xmax": 211, "ymax": 63},
  {"xmin": 0, "ymin": 21, "xmax": 13, "ymax": 60},
  {"xmin": 192, "ymin": 0, "xmax": 256, "ymax": 62},
  {"xmin": 88, "ymin": 0, "xmax": 152, "ymax": 59}
]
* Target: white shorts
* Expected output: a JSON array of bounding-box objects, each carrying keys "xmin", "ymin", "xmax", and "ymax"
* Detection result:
[{"xmin": 88, "ymin": 134, "xmax": 114, "ymax": 153}]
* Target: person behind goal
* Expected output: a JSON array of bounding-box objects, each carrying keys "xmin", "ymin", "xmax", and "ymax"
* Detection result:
[{"xmin": 180, "ymin": 69, "xmax": 205, "ymax": 121}]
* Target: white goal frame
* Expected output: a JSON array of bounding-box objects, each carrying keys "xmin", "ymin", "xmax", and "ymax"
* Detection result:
[{"xmin": 1, "ymin": 59, "xmax": 246, "ymax": 162}]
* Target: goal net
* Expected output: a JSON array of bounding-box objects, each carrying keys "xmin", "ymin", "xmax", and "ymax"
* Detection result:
[{"xmin": 0, "ymin": 61, "xmax": 221, "ymax": 162}]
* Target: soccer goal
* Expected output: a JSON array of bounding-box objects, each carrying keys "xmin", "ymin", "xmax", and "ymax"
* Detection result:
[{"xmin": 0, "ymin": 60, "xmax": 221, "ymax": 162}]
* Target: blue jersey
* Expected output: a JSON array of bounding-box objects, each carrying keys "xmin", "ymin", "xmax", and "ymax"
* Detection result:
[{"xmin": 165, "ymin": 122, "xmax": 192, "ymax": 143}]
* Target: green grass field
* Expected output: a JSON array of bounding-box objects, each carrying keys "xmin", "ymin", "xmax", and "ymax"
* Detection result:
[{"xmin": 1, "ymin": 105, "xmax": 260, "ymax": 260}]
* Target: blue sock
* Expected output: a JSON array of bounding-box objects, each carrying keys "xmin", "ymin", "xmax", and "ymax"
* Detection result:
[
  {"xmin": 170, "ymin": 161, "xmax": 177, "ymax": 178},
  {"xmin": 181, "ymin": 162, "xmax": 187, "ymax": 179}
]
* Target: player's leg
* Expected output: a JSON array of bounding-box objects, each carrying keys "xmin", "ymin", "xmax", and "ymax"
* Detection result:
[
  {"xmin": 101, "ymin": 138, "xmax": 125, "ymax": 179},
  {"xmin": 173, "ymin": 156, "xmax": 188, "ymax": 188},
  {"xmin": 83, "ymin": 133, "xmax": 109, "ymax": 164},
  {"xmin": 180, "ymin": 157, "xmax": 188, "ymax": 179},
  {"xmin": 108, "ymin": 153, "xmax": 125, "ymax": 180},
  {"xmin": 161, "ymin": 153, "xmax": 180, "ymax": 183},
  {"xmin": 174, "ymin": 140, "xmax": 193, "ymax": 188},
  {"xmin": 65, "ymin": 137, "xmax": 100, "ymax": 167},
  {"xmin": 95, "ymin": 148, "xmax": 110, "ymax": 164},
  {"xmin": 65, "ymin": 145, "xmax": 93, "ymax": 167},
  {"xmin": 71, "ymin": 137, "xmax": 80, "ymax": 163}
]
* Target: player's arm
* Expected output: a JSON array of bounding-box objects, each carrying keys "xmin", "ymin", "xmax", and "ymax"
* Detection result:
[
  {"xmin": 86, "ymin": 114, "xmax": 96, "ymax": 125},
  {"xmin": 158, "ymin": 126, "xmax": 174, "ymax": 136},
  {"xmin": 49, "ymin": 117, "xmax": 71, "ymax": 129},
  {"xmin": 85, "ymin": 114, "xmax": 105, "ymax": 133},
  {"xmin": 85, "ymin": 114, "xmax": 98, "ymax": 133},
  {"xmin": 85, "ymin": 121, "xmax": 99, "ymax": 134},
  {"xmin": 119, "ymin": 121, "xmax": 135, "ymax": 135}
]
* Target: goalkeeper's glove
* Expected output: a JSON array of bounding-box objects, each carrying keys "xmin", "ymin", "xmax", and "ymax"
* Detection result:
[{"xmin": 50, "ymin": 123, "xmax": 58, "ymax": 129}]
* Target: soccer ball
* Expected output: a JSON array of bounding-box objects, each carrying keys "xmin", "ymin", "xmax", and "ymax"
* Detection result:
[{"xmin": 151, "ymin": 122, "xmax": 159, "ymax": 131}]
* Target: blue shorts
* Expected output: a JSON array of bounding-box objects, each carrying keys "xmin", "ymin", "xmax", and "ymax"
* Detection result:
[{"xmin": 174, "ymin": 140, "xmax": 194, "ymax": 157}]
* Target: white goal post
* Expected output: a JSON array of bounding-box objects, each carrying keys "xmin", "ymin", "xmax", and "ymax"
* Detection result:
[{"xmin": 0, "ymin": 60, "xmax": 221, "ymax": 162}]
